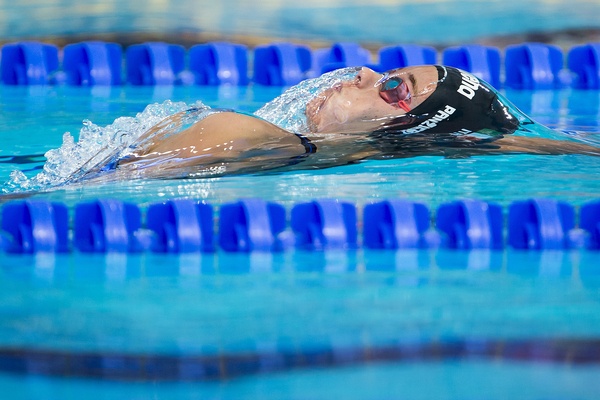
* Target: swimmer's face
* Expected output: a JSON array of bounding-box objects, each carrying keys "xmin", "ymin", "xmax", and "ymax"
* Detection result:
[{"xmin": 306, "ymin": 66, "xmax": 440, "ymax": 134}]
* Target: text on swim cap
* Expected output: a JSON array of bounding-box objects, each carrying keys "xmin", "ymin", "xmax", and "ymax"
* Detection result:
[
  {"xmin": 457, "ymin": 71, "xmax": 480, "ymax": 100},
  {"xmin": 402, "ymin": 105, "xmax": 456, "ymax": 134}
]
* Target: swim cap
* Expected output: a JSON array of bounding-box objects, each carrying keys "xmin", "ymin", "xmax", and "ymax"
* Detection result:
[{"xmin": 377, "ymin": 66, "xmax": 519, "ymax": 141}]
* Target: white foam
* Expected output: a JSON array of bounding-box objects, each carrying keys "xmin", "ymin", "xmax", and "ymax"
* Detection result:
[
  {"xmin": 254, "ymin": 67, "xmax": 360, "ymax": 133},
  {"xmin": 4, "ymin": 69, "xmax": 361, "ymax": 193},
  {"xmin": 3, "ymin": 100, "xmax": 210, "ymax": 192}
]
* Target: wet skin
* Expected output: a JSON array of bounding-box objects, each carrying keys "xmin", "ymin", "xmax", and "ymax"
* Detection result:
[
  {"xmin": 116, "ymin": 66, "xmax": 600, "ymax": 179},
  {"xmin": 128, "ymin": 65, "xmax": 447, "ymax": 168},
  {"xmin": 305, "ymin": 66, "xmax": 440, "ymax": 134}
]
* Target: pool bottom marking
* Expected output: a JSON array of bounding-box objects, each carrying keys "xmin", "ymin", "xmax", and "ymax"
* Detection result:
[{"xmin": 1, "ymin": 337, "xmax": 599, "ymax": 381}]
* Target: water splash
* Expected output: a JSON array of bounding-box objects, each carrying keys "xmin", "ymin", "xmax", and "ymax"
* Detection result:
[
  {"xmin": 254, "ymin": 67, "xmax": 360, "ymax": 133},
  {"xmin": 3, "ymin": 100, "xmax": 211, "ymax": 193},
  {"xmin": 3, "ymin": 68, "xmax": 361, "ymax": 193}
]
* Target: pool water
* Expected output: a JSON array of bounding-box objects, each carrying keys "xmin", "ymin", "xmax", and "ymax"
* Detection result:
[
  {"xmin": 1, "ymin": 250, "xmax": 600, "ymax": 399},
  {"xmin": 1, "ymin": 85, "xmax": 600, "ymax": 207},
  {"xmin": 3, "ymin": 1, "xmax": 600, "ymax": 47},
  {"xmin": 1, "ymin": 84, "xmax": 600, "ymax": 399}
]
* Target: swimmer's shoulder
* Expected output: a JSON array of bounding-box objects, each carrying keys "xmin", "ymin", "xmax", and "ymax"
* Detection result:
[
  {"xmin": 199, "ymin": 111, "xmax": 286, "ymax": 134},
  {"xmin": 200, "ymin": 111, "xmax": 312, "ymax": 150},
  {"xmin": 136, "ymin": 110, "xmax": 313, "ymax": 163}
]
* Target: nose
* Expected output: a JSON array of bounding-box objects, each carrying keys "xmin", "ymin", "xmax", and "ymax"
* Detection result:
[{"xmin": 356, "ymin": 67, "xmax": 381, "ymax": 89}]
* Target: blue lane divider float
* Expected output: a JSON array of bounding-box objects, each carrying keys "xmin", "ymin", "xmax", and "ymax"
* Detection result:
[
  {"xmin": 0, "ymin": 201, "xmax": 69, "ymax": 253},
  {"xmin": 0, "ymin": 42, "xmax": 59, "ymax": 85},
  {"xmin": 2, "ymin": 198, "xmax": 600, "ymax": 254},
  {"xmin": 378, "ymin": 45, "xmax": 437, "ymax": 72},
  {"xmin": 568, "ymin": 43, "xmax": 600, "ymax": 90},
  {"xmin": 219, "ymin": 199, "xmax": 286, "ymax": 252},
  {"xmin": 363, "ymin": 200, "xmax": 439, "ymax": 249},
  {"xmin": 507, "ymin": 198, "xmax": 584, "ymax": 250},
  {"xmin": 291, "ymin": 199, "xmax": 357, "ymax": 250},
  {"xmin": 504, "ymin": 42, "xmax": 565, "ymax": 90},
  {"xmin": 146, "ymin": 199, "xmax": 214, "ymax": 253},
  {"xmin": 253, "ymin": 42, "xmax": 312, "ymax": 86},
  {"xmin": 313, "ymin": 42, "xmax": 373, "ymax": 74},
  {"xmin": 62, "ymin": 41, "xmax": 122, "ymax": 86},
  {"xmin": 74, "ymin": 199, "xmax": 145, "ymax": 252},
  {"xmin": 189, "ymin": 42, "xmax": 248, "ymax": 85},
  {"xmin": 126, "ymin": 42, "xmax": 187, "ymax": 85},
  {"xmin": 3, "ymin": 40, "xmax": 600, "ymax": 89},
  {"xmin": 442, "ymin": 44, "xmax": 501, "ymax": 89},
  {"xmin": 577, "ymin": 200, "xmax": 600, "ymax": 250},
  {"xmin": 436, "ymin": 199, "xmax": 503, "ymax": 249}
]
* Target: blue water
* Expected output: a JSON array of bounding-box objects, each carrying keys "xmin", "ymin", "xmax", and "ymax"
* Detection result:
[
  {"xmin": 1, "ymin": 250, "xmax": 600, "ymax": 399},
  {"xmin": 1, "ymin": 84, "xmax": 600, "ymax": 398},
  {"xmin": 2, "ymin": 85, "xmax": 600, "ymax": 207},
  {"xmin": 2, "ymin": 0, "xmax": 600, "ymax": 45}
]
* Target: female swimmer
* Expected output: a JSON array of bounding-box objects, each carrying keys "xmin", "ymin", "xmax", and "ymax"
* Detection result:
[{"xmin": 38, "ymin": 65, "xmax": 600, "ymax": 184}]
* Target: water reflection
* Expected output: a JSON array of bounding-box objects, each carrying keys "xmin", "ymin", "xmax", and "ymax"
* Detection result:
[
  {"xmin": 505, "ymin": 89, "xmax": 600, "ymax": 132},
  {"xmin": 506, "ymin": 250, "xmax": 575, "ymax": 278},
  {"xmin": 1, "ymin": 249, "xmax": 599, "ymax": 385},
  {"xmin": 567, "ymin": 90, "xmax": 600, "ymax": 130},
  {"xmin": 1, "ymin": 336, "xmax": 599, "ymax": 382},
  {"xmin": 1, "ymin": 249, "xmax": 599, "ymax": 284},
  {"xmin": 364, "ymin": 249, "xmax": 430, "ymax": 272},
  {"xmin": 504, "ymin": 89, "xmax": 564, "ymax": 127},
  {"xmin": 435, "ymin": 249, "xmax": 504, "ymax": 272}
]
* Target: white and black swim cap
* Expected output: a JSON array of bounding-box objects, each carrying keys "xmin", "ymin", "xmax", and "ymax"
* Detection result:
[{"xmin": 377, "ymin": 65, "xmax": 520, "ymax": 141}]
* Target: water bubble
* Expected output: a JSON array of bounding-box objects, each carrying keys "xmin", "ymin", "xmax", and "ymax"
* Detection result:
[
  {"xmin": 254, "ymin": 67, "xmax": 360, "ymax": 133},
  {"xmin": 4, "ymin": 69, "xmax": 360, "ymax": 193},
  {"xmin": 5, "ymin": 100, "xmax": 206, "ymax": 192}
]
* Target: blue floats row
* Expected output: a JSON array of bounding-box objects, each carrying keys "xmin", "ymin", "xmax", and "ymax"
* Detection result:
[
  {"xmin": 2, "ymin": 40, "xmax": 600, "ymax": 89},
  {"xmin": 1, "ymin": 198, "xmax": 600, "ymax": 254}
]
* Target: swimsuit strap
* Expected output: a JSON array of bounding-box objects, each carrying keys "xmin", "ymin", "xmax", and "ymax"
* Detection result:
[{"xmin": 295, "ymin": 133, "xmax": 317, "ymax": 154}]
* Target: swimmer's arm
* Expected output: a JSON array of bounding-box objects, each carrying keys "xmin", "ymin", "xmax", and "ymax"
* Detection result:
[
  {"xmin": 486, "ymin": 136, "xmax": 600, "ymax": 156},
  {"xmin": 442, "ymin": 136, "xmax": 600, "ymax": 157},
  {"xmin": 367, "ymin": 135, "xmax": 600, "ymax": 160},
  {"xmin": 124, "ymin": 112, "xmax": 307, "ymax": 166}
]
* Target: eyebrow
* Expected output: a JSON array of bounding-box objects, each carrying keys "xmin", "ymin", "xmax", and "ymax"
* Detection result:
[{"xmin": 408, "ymin": 72, "xmax": 417, "ymax": 95}]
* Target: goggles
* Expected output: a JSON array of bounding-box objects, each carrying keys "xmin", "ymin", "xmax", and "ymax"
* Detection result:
[{"xmin": 377, "ymin": 73, "xmax": 412, "ymax": 113}]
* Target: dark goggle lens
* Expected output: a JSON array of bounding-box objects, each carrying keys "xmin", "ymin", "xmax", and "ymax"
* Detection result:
[
  {"xmin": 382, "ymin": 77, "xmax": 402, "ymax": 91},
  {"xmin": 380, "ymin": 77, "xmax": 410, "ymax": 104}
]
